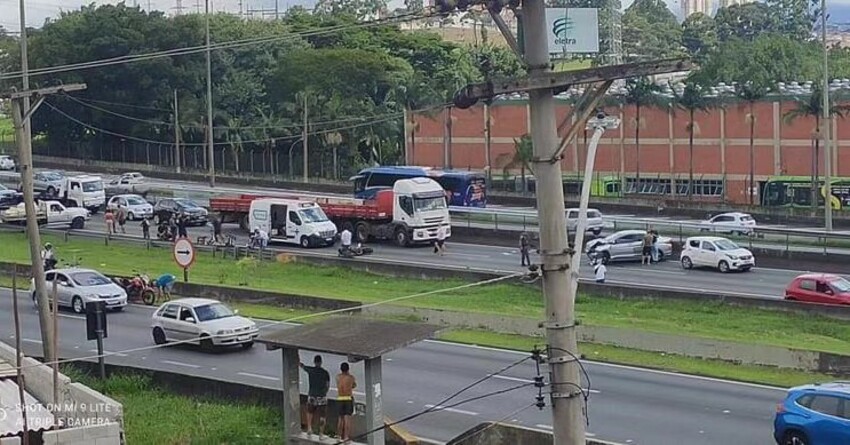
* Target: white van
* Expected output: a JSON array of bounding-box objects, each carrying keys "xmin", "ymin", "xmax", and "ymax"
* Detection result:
[
  {"xmin": 59, "ymin": 175, "xmax": 105, "ymax": 212},
  {"xmin": 248, "ymin": 198, "xmax": 338, "ymax": 248}
]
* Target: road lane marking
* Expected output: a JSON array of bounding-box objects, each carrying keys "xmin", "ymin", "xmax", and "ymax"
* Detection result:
[
  {"xmin": 237, "ymin": 372, "xmax": 279, "ymax": 382},
  {"xmin": 22, "ymin": 338, "xmax": 42, "ymax": 344},
  {"xmin": 424, "ymin": 405, "xmax": 478, "ymax": 416},
  {"xmin": 90, "ymin": 349, "xmax": 128, "ymax": 357},
  {"xmin": 161, "ymin": 360, "xmax": 200, "ymax": 369}
]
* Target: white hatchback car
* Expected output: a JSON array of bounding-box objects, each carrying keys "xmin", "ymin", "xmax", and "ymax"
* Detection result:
[
  {"xmin": 680, "ymin": 236, "xmax": 755, "ymax": 273},
  {"xmin": 106, "ymin": 194, "xmax": 153, "ymax": 220},
  {"xmin": 699, "ymin": 212, "xmax": 757, "ymax": 235},
  {"xmin": 151, "ymin": 298, "xmax": 258, "ymax": 350}
]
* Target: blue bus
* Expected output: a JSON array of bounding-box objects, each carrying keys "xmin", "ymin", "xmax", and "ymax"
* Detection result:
[{"xmin": 351, "ymin": 166, "xmax": 487, "ymax": 207}]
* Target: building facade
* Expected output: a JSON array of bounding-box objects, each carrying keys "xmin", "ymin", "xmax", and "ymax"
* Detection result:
[{"xmin": 407, "ymin": 98, "xmax": 850, "ymax": 204}]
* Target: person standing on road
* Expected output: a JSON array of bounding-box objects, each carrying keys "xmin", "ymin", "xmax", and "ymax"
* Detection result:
[
  {"xmin": 104, "ymin": 208, "xmax": 115, "ymax": 235},
  {"xmin": 177, "ymin": 214, "xmax": 188, "ymax": 238},
  {"xmin": 41, "ymin": 243, "xmax": 57, "ymax": 271},
  {"xmin": 116, "ymin": 205, "xmax": 127, "ymax": 234},
  {"xmin": 210, "ymin": 214, "xmax": 223, "ymax": 244},
  {"xmin": 434, "ymin": 225, "xmax": 447, "ymax": 256},
  {"xmin": 650, "ymin": 229, "xmax": 660, "ymax": 263},
  {"xmin": 336, "ymin": 362, "xmax": 357, "ymax": 441},
  {"xmin": 301, "ymin": 355, "xmax": 330, "ymax": 438},
  {"xmin": 641, "ymin": 230, "xmax": 654, "ymax": 265},
  {"xmin": 141, "ymin": 217, "xmax": 151, "ymax": 240},
  {"xmin": 519, "ymin": 232, "xmax": 531, "ymax": 267},
  {"xmin": 593, "ymin": 259, "xmax": 607, "ymax": 283}
]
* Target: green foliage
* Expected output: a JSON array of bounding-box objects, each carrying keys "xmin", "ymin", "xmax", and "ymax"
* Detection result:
[
  {"xmin": 681, "ymin": 13, "xmax": 716, "ymax": 62},
  {"xmin": 622, "ymin": 0, "xmax": 683, "ymax": 61}
]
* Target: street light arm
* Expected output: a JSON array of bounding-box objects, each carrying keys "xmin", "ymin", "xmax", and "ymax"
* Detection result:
[{"xmin": 570, "ymin": 125, "xmax": 606, "ymax": 280}]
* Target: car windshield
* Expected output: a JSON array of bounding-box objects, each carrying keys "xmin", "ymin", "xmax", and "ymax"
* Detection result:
[
  {"xmin": 194, "ymin": 303, "xmax": 235, "ymax": 322},
  {"xmin": 298, "ymin": 207, "xmax": 329, "ymax": 223},
  {"xmin": 126, "ymin": 196, "xmax": 147, "ymax": 205},
  {"xmin": 70, "ymin": 271, "xmax": 111, "ymax": 287},
  {"xmin": 414, "ymin": 197, "xmax": 447, "ymax": 211},
  {"xmin": 830, "ymin": 278, "xmax": 850, "ymax": 293},
  {"xmin": 175, "ymin": 199, "xmax": 199, "ymax": 209},
  {"xmin": 82, "ymin": 181, "xmax": 103, "ymax": 192},
  {"xmin": 714, "ymin": 239, "xmax": 739, "ymax": 251}
]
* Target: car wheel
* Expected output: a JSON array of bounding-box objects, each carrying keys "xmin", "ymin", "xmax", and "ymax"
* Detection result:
[
  {"xmin": 127, "ymin": 212, "xmax": 135, "ymax": 221},
  {"xmin": 241, "ymin": 341, "xmax": 254, "ymax": 350},
  {"xmin": 70, "ymin": 216, "xmax": 85, "ymax": 229},
  {"xmin": 152, "ymin": 327, "xmax": 167, "ymax": 345},
  {"xmin": 782, "ymin": 431, "xmax": 808, "ymax": 445},
  {"xmin": 718, "ymin": 261, "xmax": 730, "ymax": 273},
  {"xmin": 681, "ymin": 256, "xmax": 693, "ymax": 269},
  {"xmin": 394, "ymin": 227, "xmax": 410, "ymax": 247},
  {"xmin": 656, "ymin": 251, "xmax": 665, "ymax": 262},
  {"xmin": 200, "ymin": 335, "xmax": 214, "ymax": 351},
  {"xmin": 300, "ymin": 236, "xmax": 311, "ymax": 248},
  {"xmin": 72, "ymin": 296, "xmax": 84, "ymax": 314}
]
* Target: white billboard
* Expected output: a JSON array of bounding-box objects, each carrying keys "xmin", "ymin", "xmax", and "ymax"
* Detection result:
[{"xmin": 545, "ymin": 8, "xmax": 600, "ymax": 55}]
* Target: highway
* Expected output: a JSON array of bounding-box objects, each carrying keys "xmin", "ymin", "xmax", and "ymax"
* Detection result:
[
  {"xmin": 53, "ymin": 214, "xmax": 835, "ymax": 300},
  {"xmin": 0, "ymin": 293, "xmax": 783, "ymax": 444}
]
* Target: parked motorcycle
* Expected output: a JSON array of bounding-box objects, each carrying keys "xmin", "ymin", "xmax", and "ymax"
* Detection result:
[
  {"xmin": 338, "ymin": 243, "xmax": 373, "ymax": 258},
  {"xmin": 113, "ymin": 272, "xmax": 158, "ymax": 305}
]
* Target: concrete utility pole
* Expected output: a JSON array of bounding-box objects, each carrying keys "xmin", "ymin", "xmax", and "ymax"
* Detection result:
[
  {"xmin": 520, "ymin": 0, "xmax": 584, "ymax": 442},
  {"xmin": 5, "ymin": 84, "xmax": 87, "ymax": 364},
  {"xmin": 173, "ymin": 89, "xmax": 181, "ymax": 173},
  {"xmin": 822, "ymin": 0, "xmax": 833, "ymax": 231},
  {"xmin": 302, "ymin": 95, "xmax": 308, "ymax": 182},
  {"xmin": 205, "ymin": 0, "xmax": 215, "ymax": 187}
]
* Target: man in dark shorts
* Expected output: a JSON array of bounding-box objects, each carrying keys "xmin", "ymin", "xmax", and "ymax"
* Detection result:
[
  {"xmin": 642, "ymin": 230, "xmax": 654, "ymax": 265},
  {"xmin": 336, "ymin": 362, "xmax": 357, "ymax": 441},
  {"xmin": 300, "ymin": 355, "xmax": 330, "ymax": 438}
]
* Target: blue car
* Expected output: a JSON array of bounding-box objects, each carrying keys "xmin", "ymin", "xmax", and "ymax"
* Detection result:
[{"xmin": 774, "ymin": 382, "xmax": 850, "ymax": 445}]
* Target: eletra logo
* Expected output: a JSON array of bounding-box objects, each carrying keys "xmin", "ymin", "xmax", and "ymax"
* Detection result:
[{"xmin": 552, "ymin": 16, "xmax": 577, "ymax": 46}]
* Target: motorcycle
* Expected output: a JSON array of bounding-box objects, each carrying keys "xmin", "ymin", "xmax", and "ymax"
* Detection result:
[
  {"xmin": 338, "ymin": 243, "xmax": 373, "ymax": 258},
  {"xmin": 114, "ymin": 272, "xmax": 158, "ymax": 305}
]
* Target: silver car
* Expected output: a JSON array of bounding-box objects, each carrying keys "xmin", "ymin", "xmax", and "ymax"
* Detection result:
[
  {"xmin": 32, "ymin": 171, "xmax": 65, "ymax": 195},
  {"xmin": 151, "ymin": 298, "xmax": 258, "ymax": 350},
  {"xmin": 585, "ymin": 229, "xmax": 673, "ymax": 264},
  {"xmin": 31, "ymin": 268, "xmax": 127, "ymax": 314}
]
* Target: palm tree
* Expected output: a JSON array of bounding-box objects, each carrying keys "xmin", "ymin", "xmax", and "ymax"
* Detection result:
[
  {"xmin": 501, "ymin": 134, "xmax": 534, "ymax": 195},
  {"xmin": 622, "ymin": 77, "xmax": 663, "ymax": 185},
  {"xmin": 783, "ymin": 85, "xmax": 850, "ymax": 209},
  {"xmin": 223, "ymin": 116, "xmax": 244, "ymax": 173},
  {"xmin": 734, "ymin": 81, "xmax": 770, "ymax": 206},
  {"xmin": 671, "ymin": 82, "xmax": 716, "ymax": 199}
]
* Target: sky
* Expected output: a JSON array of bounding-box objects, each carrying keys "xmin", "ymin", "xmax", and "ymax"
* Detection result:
[{"xmin": 4, "ymin": 0, "xmax": 850, "ymax": 33}]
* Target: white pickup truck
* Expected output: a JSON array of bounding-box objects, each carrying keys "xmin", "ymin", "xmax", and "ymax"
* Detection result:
[{"xmin": 1, "ymin": 200, "xmax": 90, "ymax": 229}]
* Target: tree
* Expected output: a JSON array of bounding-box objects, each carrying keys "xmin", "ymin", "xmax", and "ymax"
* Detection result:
[
  {"xmin": 622, "ymin": 0, "xmax": 683, "ymax": 61},
  {"xmin": 502, "ymin": 134, "xmax": 534, "ymax": 194},
  {"xmin": 693, "ymin": 34, "xmax": 821, "ymax": 86},
  {"xmin": 714, "ymin": 3, "xmax": 778, "ymax": 43},
  {"xmin": 734, "ymin": 80, "xmax": 771, "ymax": 206},
  {"xmin": 783, "ymin": 86, "xmax": 850, "ymax": 208},
  {"xmin": 681, "ymin": 13, "xmax": 716, "ymax": 62},
  {"xmin": 621, "ymin": 77, "xmax": 663, "ymax": 183},
  {"xmin": 314, "ymin": 0, "xmax": 388, "ymax": 20},
  {"xmin": 765, "ymin": 0, "xmax": 818, "ymax": 41},
  {"xmin": 671, "ymin": 82, "xmax": 716, "ymax": 199}
]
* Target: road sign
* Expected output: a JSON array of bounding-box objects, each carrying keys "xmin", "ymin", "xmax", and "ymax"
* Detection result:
[{"xmin": 172, "ymin": 237, "xmax": 196, "ymax": 269}]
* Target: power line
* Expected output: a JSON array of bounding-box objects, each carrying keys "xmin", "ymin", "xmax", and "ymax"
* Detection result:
[
  {"xmin": 43, "ymin": 99, "xmax": 408, "ymax": 146},
  {"xmin": 61, "ymin": 93, "xmax": 410, "ymax": 130},
  {"xmin": 10, "ymin": 271, "xmax": 526, "ymax": 374},
  {"xmin": 0, "ymin": 10, "xmax": 439, "ymax": 82}
]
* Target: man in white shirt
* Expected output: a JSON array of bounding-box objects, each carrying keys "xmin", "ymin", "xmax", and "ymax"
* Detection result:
[
  {"xmin": 434, "ymin": 225, "xmax": 447, "ymax": 256},
  {"xmin": 594, "ymin": 260, "xmax": 607, "ymax": 284},
  {"xmin": 340, "ymin": 229, "xmax": 352, "ymax": 253},
  {"xmin": 258, "ymin": 228, "xmax": 269, "ymax": 249}
]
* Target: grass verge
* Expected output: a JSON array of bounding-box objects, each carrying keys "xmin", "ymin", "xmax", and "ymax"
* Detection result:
[
  {"xmin": 61, "ymin": 367, "xmax": 282, "ymax": 444},
  {"xmin": 3, "ymin": 232, "xmax": 850, "ymax": 356}
]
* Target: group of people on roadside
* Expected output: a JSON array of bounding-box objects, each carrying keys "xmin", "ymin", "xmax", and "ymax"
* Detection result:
[
  {"xmin": 300, "ymin": 354, "xmax": 358, "ymax": 441},
  {"xmin": 641, "ymin": 228, "xmax": 661, "ymax": 265},
  {"xmin": 519, "ymin": 231, "xmax": 610, "ymax": 283}
]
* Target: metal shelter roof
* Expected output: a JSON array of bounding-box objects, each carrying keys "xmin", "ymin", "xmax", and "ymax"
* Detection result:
[
  {"xmin": 0, "ymin": 359, "xmax": 55, "ymax": 438},
  {"xmin": 257, "ymin": 318, "xmax": 442, "ymax": 362}
]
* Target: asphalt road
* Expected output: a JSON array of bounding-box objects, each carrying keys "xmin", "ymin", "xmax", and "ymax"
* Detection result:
[
  {"xmin": 0, "ymin": 293, "xmax": 784, "ymax": 444},
  {"xmin": 62, "ymin": 214, "xmax": 837, "ymax": 300}
]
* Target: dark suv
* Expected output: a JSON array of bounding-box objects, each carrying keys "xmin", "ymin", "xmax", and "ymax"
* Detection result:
[
  {"xmin": 153, "ymin": 198, "xmax": 208, "ymax": 226},
  {"xmin": 774, "ymin": 382, "xmax": 850, "ymax": 445}
]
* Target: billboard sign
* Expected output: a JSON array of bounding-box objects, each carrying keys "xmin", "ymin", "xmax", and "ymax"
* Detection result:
[{"xmin": 545, "ymin": 8, "xmax": 600, "ymax": 55}]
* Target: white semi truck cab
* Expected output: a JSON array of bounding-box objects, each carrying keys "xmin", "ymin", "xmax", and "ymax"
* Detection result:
[{"xmin": 391, "ymin": 177, "xmax": 451, "ymax": 244}]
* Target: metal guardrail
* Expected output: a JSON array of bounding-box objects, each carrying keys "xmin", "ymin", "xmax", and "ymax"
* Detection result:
[{"xmin": 448, "ymin": 206, "xmax": 850, "ymax": 256}]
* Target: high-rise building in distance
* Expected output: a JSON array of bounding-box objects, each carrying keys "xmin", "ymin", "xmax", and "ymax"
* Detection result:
[{"xmin": 682, "ymin": 0, "xmax": 711, "ymax": 17}]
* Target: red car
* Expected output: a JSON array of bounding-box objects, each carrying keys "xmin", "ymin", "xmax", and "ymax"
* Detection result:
[{"xmin": 784, "ymin": 273, "xmax": 850, "ymax": 305}]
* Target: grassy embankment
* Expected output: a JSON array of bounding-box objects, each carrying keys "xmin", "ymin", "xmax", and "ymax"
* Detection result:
[
  {"xmin": 2, "ymin": 231, "xmax": 846, "ymax": 387},
  {"xmin": 61, "ymin": 366, "xmax": 282, "ymax": 444}
]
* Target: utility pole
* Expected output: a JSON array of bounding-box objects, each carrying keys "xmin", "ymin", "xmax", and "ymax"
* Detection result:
[
  {"xmin": 173, "ymin": 89, "xmax": 181, "ymax": 173},
  {"xmin": 205, "ymin": 0, "xmax": 215, "ymax": 187},
  {"xmin": 302, "ymin": 95, "xmax": 308, "ymax": 182},
  {"xmin": 484, "ymin": 103, "xmax": 492, "ymax": 185},
  {"xmin": 521, "ymin": 0, "xmax": 584, "ymax": 442},
  {"xmin": 5, "ymin": 84, "xmax": 86, "ymax": 364},
  {"xmin": 822, "ymin": 0, "xmax": 833, "ymax": 231}
]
